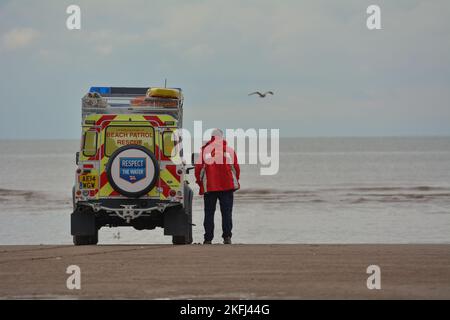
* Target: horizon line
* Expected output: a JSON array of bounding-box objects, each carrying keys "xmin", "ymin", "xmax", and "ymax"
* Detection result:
[{"xmin": 1, "ymin": 135, "xmax": 450, "ymax": 141}]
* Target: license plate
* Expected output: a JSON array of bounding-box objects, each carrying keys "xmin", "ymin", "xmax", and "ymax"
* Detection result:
[{"xmin": 79, "ymin": 174, "xmax": 98, "ymax": 189}]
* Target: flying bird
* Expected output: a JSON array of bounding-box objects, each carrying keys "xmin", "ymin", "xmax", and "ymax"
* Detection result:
[{"xmin": 248, "ymin": 91, "xmax": 274, "ymax": 98}]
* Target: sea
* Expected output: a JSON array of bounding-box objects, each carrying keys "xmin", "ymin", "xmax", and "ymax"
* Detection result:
[{"xmin": 0, "ymin": 137, "xmax": 449, "ymax": 244}]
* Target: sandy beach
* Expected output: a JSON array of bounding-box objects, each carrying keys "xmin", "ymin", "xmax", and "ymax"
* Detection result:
[{"xmin": 0, "ymin": 244, "xmax": 449, "ymax": 299}]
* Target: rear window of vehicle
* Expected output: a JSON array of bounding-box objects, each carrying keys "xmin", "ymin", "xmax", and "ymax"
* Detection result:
[
  {"xmin": 162, "ymin": 131, "xmax": 176, "ymax": 158},
  {"xmin": 83, "ymin": 131, "xmax": 97, "ymax": 157},
  {"xmin": 104, "ymin": 126, "xmax": 155, "ymax": 157}
]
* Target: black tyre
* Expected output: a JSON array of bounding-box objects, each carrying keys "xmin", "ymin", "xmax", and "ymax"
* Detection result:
[
  {"xmin": 172, "ymin": 185, "xmax": 193, "ymax": 245},
  {"xmin": 172, "ymin": 234, "xmax": 192, "ymax": 245},
  {"xmin": 73, "ymin": 233, "xmax": 98, "ymax": 246},
  {"xmin": 106, "ymin": 144, "xmax": 159, "ymax": 198}
]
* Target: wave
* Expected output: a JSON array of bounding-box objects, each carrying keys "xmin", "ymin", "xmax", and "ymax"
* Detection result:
[
  {"xmin": 235, "ymin": 187, "xmax": 450, "ymax": 204},
  {"xmin": 237, "ymin": 186, "xmax": 450, "ymax": 195},
  {"xmin": 237, "ymin": 188, "xmax": 314, "ymax": 195},
  {"xmin": 1, "ymin": 186, "xmax": 449, "ymax": 209},
  {"xmin": 348, "ymin": 194, "xmax": 450, "ymax": 204},
  {"xmin": 342, "ymin": 186, "xmax": 450, "ymax": 192},
  {"xmin": 0, "ymin": 188, "xmax": 42, "ymax": 201},
  {"xmin": 0, "ymin": 189, "xmax": 71, "ymax": 211},
  {"xmin": 348, "ymin": 193, "xmax": 450, "ymax": 198}
]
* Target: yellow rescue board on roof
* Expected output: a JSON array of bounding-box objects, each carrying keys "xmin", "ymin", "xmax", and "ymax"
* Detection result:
[{"xmin": 147, "ymin": 88, "xmax": 181, "ymax": 99}]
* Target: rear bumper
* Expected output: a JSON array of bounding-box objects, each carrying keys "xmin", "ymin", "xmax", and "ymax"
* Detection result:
[
  {"xmin": 71, "ymin": 209, "xmax": 165, "ymax": 233},
  {"xmin": 72, "ymin": 201, "xmax": 188, "ymax": 234},
  {"xmin": 80, "ymin": 198, "xmax": 176, "ymax": 208},
  {"xmin": 77, "ymin": 199, "xmax": 181, "ymax": 223}
]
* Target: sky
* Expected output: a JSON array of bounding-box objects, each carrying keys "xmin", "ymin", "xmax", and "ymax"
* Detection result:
[{"xmin": 0, "ymin": 0, "xmax": 449, "ymax": 139}]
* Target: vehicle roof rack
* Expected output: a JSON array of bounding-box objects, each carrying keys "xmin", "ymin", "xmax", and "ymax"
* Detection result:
[
  {"xmin": 82, "ymin": 86, "xmax": 184, "ymax": 124},
  {"xmin": 89, "ymin": 86, "xmax": 183, "ymax": 97}
]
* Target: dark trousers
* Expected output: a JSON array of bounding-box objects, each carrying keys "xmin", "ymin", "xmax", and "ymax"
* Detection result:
[{"xmin": 203, "ymin": 191, "xmax": 234, "ymax": 241}]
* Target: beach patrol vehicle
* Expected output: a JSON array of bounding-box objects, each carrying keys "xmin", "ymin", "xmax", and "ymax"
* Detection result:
[{"xmin": 71, "ymin": 86, "xmax": 193, "ymax": 245}]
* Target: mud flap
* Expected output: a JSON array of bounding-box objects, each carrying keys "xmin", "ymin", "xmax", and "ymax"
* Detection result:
[
  {"xmin": 71, "ymin": 210, "xmax": 96, "ymax": 236},
  {"xmin": 163, "ymin": 207, "xmax": 190, "ymax": 236},
  {"xmin": 164, "ymin": 184, "xmax": 193, "ymax": 237}
]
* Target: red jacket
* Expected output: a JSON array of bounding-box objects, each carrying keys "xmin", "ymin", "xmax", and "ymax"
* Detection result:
[{"xmin": 195, "ymin": 137, "xmax": 240, "ymax": 195}]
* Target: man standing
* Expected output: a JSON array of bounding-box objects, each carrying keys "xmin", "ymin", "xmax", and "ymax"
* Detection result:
[{"xmin": 195, "ymin": 129, "xmax": 240, "ymax": 245}]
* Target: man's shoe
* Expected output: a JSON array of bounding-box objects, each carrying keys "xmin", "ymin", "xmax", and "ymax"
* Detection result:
[
  {"xmin": 203, "ymin": 240, "xmax": 212, "ymax": 245},
  {"xmin": 223, "ymin": 237, "xmax": 232, "ymax": 245}
]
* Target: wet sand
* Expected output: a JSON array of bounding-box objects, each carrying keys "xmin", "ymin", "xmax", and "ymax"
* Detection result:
[{"xmin": 0, "ymin": 244, "xmax": 449, "ymax": 299}]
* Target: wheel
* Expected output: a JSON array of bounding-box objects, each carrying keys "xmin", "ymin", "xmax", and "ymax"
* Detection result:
[
  {"xmin": 166, "ymin": 184, "xmax": 193, "ymax": 245},
  {"xmin": 172, "ymin": 234, "xmax": 192, "ymax": 245},
  {"xmin": 106, "ymin": 144, "xmax": 159, "ymax": 198},
  {"xmin": 73, "ymin": 233, "xmax": 98, "ymax": 246},
  {"xmin": 172, "ymin": 185, "xmax": 193, "ymax": 245},
  {"xmin": 73, "ymin": 234, "xmax": 98, "ymax": 245},
  {"xmin": 172, "ymin": 209, "xmax": 193, "ymax": 245},
  {"xmin": 71, "ymin": 206, "xmax": 98, "ymax": 245}
]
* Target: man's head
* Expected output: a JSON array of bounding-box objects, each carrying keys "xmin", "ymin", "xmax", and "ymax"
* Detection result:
[{"xmin": 211, "ymin": 128, "xmax": 224, "ymax": 139}]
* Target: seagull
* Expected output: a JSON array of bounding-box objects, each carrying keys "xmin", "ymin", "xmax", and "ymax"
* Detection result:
[{"xmin": 248, "ymin": 91, "xmax": 274, "ymax": 98}]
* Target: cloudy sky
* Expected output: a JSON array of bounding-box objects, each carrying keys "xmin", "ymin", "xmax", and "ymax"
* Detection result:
[{"xmin": 0, "ymin": 0, "xmax": 449, "ymax": 138}]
